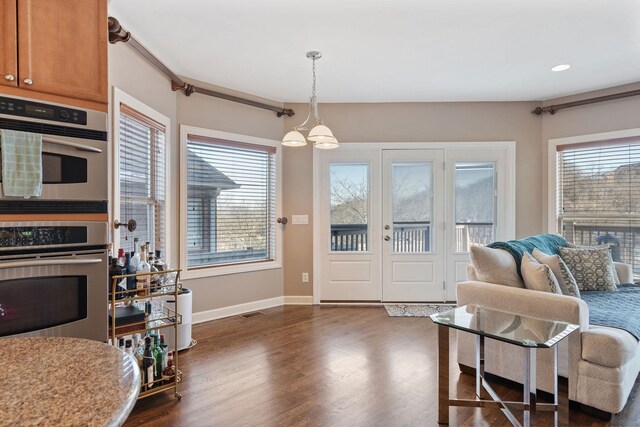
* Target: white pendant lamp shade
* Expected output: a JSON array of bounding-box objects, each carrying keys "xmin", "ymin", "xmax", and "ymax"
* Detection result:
[
  {"xmin": 282, "ymin": 130, "xmax": 307, "ymax": 147},
  {"xmin": 281, "ymin": 51, "xmax": 338, "ymax": 149}
]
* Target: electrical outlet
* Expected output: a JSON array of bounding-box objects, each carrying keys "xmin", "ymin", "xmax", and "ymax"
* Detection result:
[{"xmin": 302, "ymin": 272, "xmax": 309, "ymax": 283}]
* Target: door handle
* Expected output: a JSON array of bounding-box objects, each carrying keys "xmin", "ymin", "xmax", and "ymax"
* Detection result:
[
  {"xmin": 114, "ymin": 219, "xmax": 137, "ymax": 232},
  {"xmin": 0, "ymin": 258, "xmax": 103, "ymax": 269},
  {"xmin": 384, "ymin": 235, "xmax": 390, "ymax": 241},
  {"xmin": 43, "ymin": 137, "xmax": 103, "ymax": 153},
  {"xmin": 277, "ymin": 217, "xmax": 288, "ymax": 225},
  {"xmin": 384, "ymin": 225, "xmax": 390, "ymax": 230}
]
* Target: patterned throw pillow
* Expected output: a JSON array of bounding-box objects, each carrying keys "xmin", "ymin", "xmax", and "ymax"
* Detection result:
[
  {"xmin": 521, "ymin": 252, "xmax": 563, "ymax": 294},
  {"xmin": 532, "ymin": 248, "xmax": 580, "ymax": 298},
  {"xmin": 558, "ymin": 246, "xmax": 617, "ymax": 291}
]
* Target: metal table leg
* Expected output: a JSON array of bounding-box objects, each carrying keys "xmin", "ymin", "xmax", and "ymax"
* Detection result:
[
  {"xmin": 523, "ymin": 347, "xmax": 537, "ymax": 427},
  {"xmin": 476, "ymin": 335, "xmax": 487, "ymax": 399},
  {"xmin": 438, "ymin": 324, "xmax": 449, "ymax": 425},
  {"xmin": 555, "ymin": 343, "xmax": 570, "ymax": 426}
]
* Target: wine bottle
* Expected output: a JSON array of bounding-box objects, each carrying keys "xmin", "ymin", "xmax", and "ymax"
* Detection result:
[
  {"xmin": 153, "ymin": 334, "xmax": 163, "ymax": 383},
  {"xmin": 160, "ymin": 333, "xmax": 169, "ymax": 370},
  {"xmin": 142, "ymin": 336, "xmax": 155, "ymax": 390}
]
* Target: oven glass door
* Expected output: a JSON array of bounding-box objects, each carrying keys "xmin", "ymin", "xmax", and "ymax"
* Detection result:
[
  {"xmin": 0, "ymin": 276, "xmax": 87, "ymax": 336},
  {"xmin": 0, "ymin": 250, "xmax": 107, "ymax": 341}
]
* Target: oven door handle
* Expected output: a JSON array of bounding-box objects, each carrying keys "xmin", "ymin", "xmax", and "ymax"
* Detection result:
[
  {"xmin": 0, "ymin": 258, "xmax": 103, "ymax": 269},
  {"xmin": 42, "ymin": 137, "xmax": 102, "ymax": 154}
]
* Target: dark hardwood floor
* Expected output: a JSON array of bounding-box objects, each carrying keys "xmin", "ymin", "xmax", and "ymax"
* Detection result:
[{"xmin": 125, "ymin": 306, "xmax": 640, "ymax": 426}]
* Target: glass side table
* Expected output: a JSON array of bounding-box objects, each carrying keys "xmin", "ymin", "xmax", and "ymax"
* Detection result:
[{"xmin": 431, "ymin": 304, "xmax": 579, "ymax": 427}]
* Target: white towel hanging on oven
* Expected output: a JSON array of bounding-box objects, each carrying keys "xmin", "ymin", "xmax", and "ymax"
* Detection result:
[{"xmin": 0, "ymin": 129, "xmax": 43, "ymax": 198}]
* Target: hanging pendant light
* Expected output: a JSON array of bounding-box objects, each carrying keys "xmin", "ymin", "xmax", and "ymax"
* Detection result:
[{"xmin": 282, "ymin": 51, "xmax": 339, "ymax": 149}]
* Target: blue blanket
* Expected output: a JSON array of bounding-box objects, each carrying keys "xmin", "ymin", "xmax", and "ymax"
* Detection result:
[
  {"xmin": 487, "ymin": 234, "xmax": 569, "ymax": 276},
  {"xmin": 581, "ymin": 284, "xmax": 640, "ymax": 341}
]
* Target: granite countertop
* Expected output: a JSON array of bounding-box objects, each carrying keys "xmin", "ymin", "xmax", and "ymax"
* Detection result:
[{"xmin": 0, "ymin": 337, "xmax": 140, "ymax": 427}]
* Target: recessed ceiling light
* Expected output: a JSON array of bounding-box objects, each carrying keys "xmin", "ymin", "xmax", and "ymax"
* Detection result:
[{"xmin": 551, "ymin": 64, "xmax": 571, "ymax": 72}]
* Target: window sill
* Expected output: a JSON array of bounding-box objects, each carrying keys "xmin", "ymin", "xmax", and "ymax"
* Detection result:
[{"xmin": 180, "ymin": 260, "xmax": 282, "ymax": 280}]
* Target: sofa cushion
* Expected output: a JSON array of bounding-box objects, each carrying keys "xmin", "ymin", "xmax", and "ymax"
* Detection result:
[
  {"xmin": 532, "ymin": 248, "xmax": 580, "ymax": 297},
  {"xmin": 582, "ymin": 326, "xmax": 638, "ymax": 368},
  {"xmin": 469, "ymin": 245, "xmax": 524, "ymax": 288},
  {"xmin": 521, "ymin": 252, "xmax": 562, "ymax": 294},
  {"xmin": 559, "ymin": 246, "xmax": 617, "ymax": 291}
]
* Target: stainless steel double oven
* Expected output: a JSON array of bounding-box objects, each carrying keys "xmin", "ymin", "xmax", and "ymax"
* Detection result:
[{"xmin": 0, "ymin": 95, "xmax": 108, "ymax": 341}]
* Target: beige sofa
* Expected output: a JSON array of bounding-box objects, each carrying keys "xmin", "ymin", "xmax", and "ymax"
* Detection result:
[{"xmin": 457, "ymin": 262, "xmax": 638, "ymax": 416}]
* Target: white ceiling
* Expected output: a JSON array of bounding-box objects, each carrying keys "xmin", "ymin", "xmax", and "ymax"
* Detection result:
[{"xmin": 109, "ymin": 0, "xmax": 640, "ymax": 103}]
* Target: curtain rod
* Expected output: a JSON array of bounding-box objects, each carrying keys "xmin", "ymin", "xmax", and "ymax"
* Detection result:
[
  {"xmin": 532, "ymin": 89, "xmax": 640, "ymax": 115},
  {"xmin": 107, "ymin": 17, "xmax": 295, "ymax": 118}
]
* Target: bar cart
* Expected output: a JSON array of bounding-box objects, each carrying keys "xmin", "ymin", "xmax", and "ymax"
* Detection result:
[{"xmin": 109, "ymin": 269, "xmax": 183, "ymax": 400}]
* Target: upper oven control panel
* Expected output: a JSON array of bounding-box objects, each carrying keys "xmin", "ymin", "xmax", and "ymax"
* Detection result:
[
  {"xmin": 0, "ymin": 227, "xmax": 88, "ymax": 248},
  {"xmin": 0, "ymin": 96, "xmax": 87, "ymax": 125}
]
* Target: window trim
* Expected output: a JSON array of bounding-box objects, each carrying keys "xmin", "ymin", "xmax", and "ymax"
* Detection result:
[
  {"xmin": 179, "ymin": 125, "xmax": 282, "ymax": 279},
  {"xmin": 547, "ymin": 128, "xmax": 640, "ymax": 233},
  {"xmin": 112, "ymin": 87, "xmax": 171, "ymax": 262}
]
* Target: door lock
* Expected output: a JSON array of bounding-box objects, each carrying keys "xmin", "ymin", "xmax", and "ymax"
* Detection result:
[
  {"xmin": 384, "ymin": 225, "xmax": 390, "ymax": 230},
  {"xmin": 114, "ymin": 219, "xmax": 137, "ymax": 232}
]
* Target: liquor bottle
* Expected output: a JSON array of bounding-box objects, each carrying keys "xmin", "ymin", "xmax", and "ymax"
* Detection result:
[
  {"xmin": 162, "ymin": 352, "xmax": 175, "ymax": 384},
  {"xmin": 125, "ymin": 339, "xmax": 134, "ymax": 357},
  {"xmin": 149, "ymin": 249, "xmax": 160, "ymax": 293},
  {"xmin": 117, "ymin": 248, "xmax": 126, "ymax": 267},
  {"xmin": 109, "ymin": 258, "xmax": 127, "ymax": 300},
  {"xmin": 153, "ymin": 334, "xmax": 163, "ymax": 382},
  {"xmin": 160, "ymin": 334, "xmax": 169, "ymax": 370},
  {"xmin": 136, "ymin": 244, "xmax": 150, "ymax": 297},
  {"xmin": 130, "ymin": 238, "xmax": 141, "ymax": 270},
  {"xmin": 118, "ymin": 337, "xmax": 125, "ymax": 352},
  {"xmin": 134, "ymin": 334, "xmax": 144, "ymax": 367},
  {"xmin": 125, "ymin": 253, "xmax": 136, "ymax": 292},
  {"xmin": 142, "ymin": 336, "xmax": 155, "ymax": 390}
]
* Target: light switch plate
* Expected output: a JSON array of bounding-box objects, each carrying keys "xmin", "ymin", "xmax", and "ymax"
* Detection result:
[{"xmin": 292, "ymin": 215, "xmax": 309, "ymax": 225}]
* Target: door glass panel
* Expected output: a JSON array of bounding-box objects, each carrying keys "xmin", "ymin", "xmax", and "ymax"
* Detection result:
[
  {"xmin": 330, "ymin": 163, "xmax": 369, "ymax": 251},
  {"xmin": 455, "ymin": 162, "xmax": 496, "ymax": 252},
  {"xmin": 392, "ymin": 163, "xmax": 432, "ymax": 253}
]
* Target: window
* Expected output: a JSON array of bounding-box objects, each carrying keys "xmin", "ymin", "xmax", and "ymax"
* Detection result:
[
  {"xmin": 455, "ymin": 162, "xmax": 496, "ymax": 252},
  {"xmin": 180, "ymin": 126, "xmax": 281, "ymax": 276},
  {"xmin": 329, "ymin": 163, "xmax": 369, "ymax": 251},
  {"xmin": 115, "ymin": 97, "xmax": 167, "ymax": 256},
  {"xmin": 555, "ymin": 137, "xmax": 640, "ymax": 279}
]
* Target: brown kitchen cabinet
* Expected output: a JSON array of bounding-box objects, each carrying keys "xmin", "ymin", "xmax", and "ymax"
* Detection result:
[{"xmin": 0, "ymin": 0, "xmax": 107, "ymax": 107}]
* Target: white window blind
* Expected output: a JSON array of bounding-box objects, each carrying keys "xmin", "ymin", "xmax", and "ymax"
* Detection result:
[
  {"xmin": 557, "ymin": 139, "xmax": 640, "ymax": 278},
  {"xmin": 118, "ymin": 104, "xmax": 166, "ymax": 257},
  {"xmin": 186, "ymin": 134, "xmax": 276, "ymax": 268}
]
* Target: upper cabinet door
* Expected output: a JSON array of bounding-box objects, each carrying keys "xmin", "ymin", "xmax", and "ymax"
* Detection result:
[
  {"xmin": 0, "ymin": 0, "xmax": 18, "ymax": 87},
  {"xmin": 17, "ymin": 0, "xmax": 107, "ymax": 103}
]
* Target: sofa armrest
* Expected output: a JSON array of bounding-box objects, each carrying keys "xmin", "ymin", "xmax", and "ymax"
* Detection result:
[
  {"xmin": 614, "ymin": 262, "xmax": 634, "ymax": 284},
  {"xmin": 456, "ymin": 281, "xmax": 589, "ymax": 331}
]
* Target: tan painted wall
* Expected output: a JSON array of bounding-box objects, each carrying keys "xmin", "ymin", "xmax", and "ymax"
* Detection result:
[
  {"xmin": 541, "ymin": 81, "xmax": 640, "ymax": 229},
  {"xmin": 282, "ymin": 101, "xmax": 543, "ymax": 297},
  {"xmin": 109, "ymin": 43, "xmax": 285, "ymax": 314}
]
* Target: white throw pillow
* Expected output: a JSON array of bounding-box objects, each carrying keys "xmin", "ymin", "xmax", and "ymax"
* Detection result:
[
  {"xmin": 532, "ymin": 248, "xmax": 580, "ymax": 298},
  {"xmin": 521, "ymin": 252, "xmax": 563, "ymax": 294},
  {"xmin": 469, "ymin": 245, "xmax": 524, "ymax": 288}
]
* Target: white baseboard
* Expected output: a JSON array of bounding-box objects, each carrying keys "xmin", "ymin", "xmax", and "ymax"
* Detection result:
[
  {"xmin": 283, "ymin": 296, "xmax": 313, "ymax": 305},
  {"xmin": 192, "ymin": 296, "xmax": 284, "ymax": 325}
]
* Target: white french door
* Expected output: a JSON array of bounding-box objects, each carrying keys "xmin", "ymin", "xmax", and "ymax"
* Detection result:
[
  {"xmin": 316, "ymin": 143, "xmax": 514, "ymax": 303},
  {"xmin": 382, "ymin": 150, "xmax": 445, "ymax": 301}
]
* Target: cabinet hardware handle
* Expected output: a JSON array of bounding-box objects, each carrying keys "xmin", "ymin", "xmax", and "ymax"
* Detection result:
[
  {"xmin": 114, "ymin": 219, "xmax": 137, "ymax": 232},
  {"xmin": 4, "ymin": 74, "xmax": 14, "ymax": 81},
  {"xmin": 23, "ymin": 78, "xmax": 33, "ymax": 85}
]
